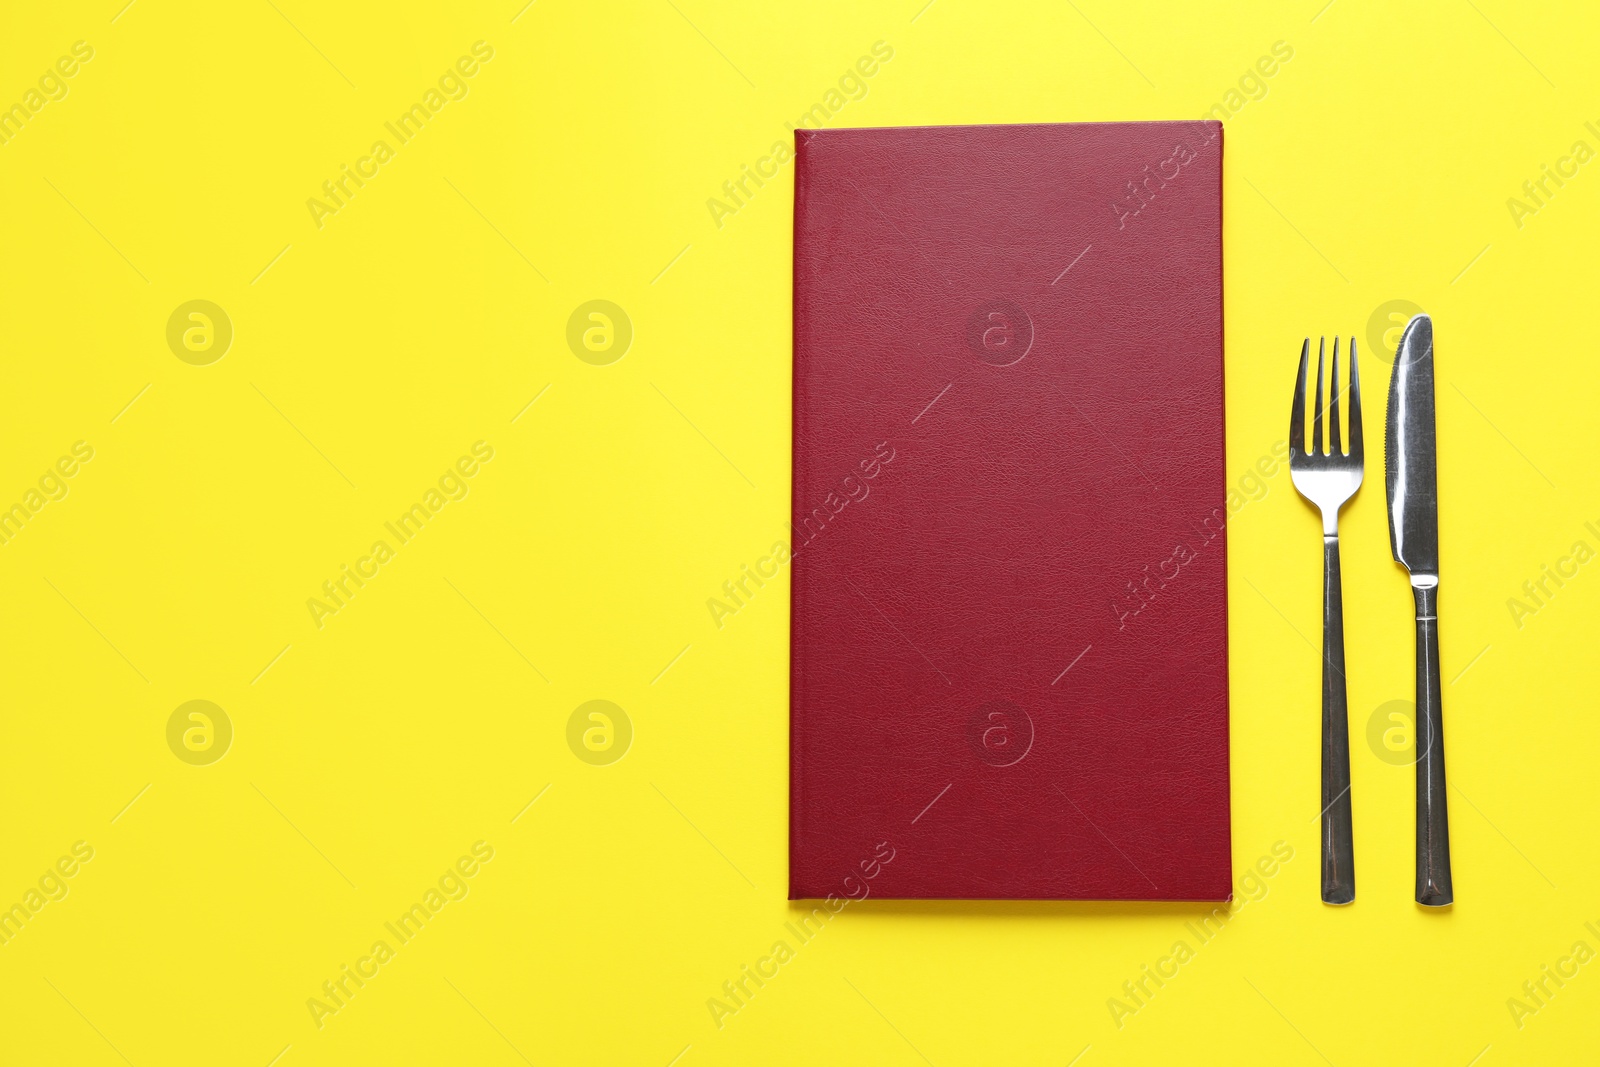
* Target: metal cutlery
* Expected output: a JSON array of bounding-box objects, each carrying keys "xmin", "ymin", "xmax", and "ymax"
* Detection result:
[
  {"xmin": 1385, "ymin": 313, "xmax": 1453, "ymax": 907},
  {"xmin": 1289, "ymin": 337, "xmax": 1362, "ymax": 905}
]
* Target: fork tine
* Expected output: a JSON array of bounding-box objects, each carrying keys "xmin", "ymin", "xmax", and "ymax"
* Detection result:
[
  {"xmin": 1329, "ymin": 337, "xmax": 1342, "ymax": 455},
  {"xmin": 1313, "ymin": 337, "xmax": 1326, "ymax": 456},
  {"xmin": 1290, "ymin": 339, "xmax": 1308, "ymax": 454},
  {"xmin": 1347, "ymin": 338, "xmax": 1363, "ymax": 459}
]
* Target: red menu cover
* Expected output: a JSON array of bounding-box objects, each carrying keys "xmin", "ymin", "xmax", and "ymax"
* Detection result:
[{"xmin": 790, "ymin": 121, "xmax": 1229, "ymax": 900}]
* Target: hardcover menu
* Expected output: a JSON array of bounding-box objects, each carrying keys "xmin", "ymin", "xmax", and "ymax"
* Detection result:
[{"xmin": 789, "ymin": 121, "xmax": 1230, "ymax": 900}]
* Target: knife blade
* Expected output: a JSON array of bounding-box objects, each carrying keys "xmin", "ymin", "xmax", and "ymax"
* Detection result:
[
  {"xmin": 1386, "ymin": 314, "xmax": 1439, "ymax": 579},
  {"xmin": 1384, "ymin": 313, "xmax": 1453, "ymax": 906}
]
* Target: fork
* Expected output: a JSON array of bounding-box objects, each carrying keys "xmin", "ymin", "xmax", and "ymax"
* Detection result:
[{"xmin": 1288, "ymin": 337, "xmax": 1362, "ymax": 905}]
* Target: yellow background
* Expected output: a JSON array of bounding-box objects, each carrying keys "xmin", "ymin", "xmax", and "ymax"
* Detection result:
[{"xmin": 0, "ymin": 0, "xmax": 1594, "ymax": 1064}]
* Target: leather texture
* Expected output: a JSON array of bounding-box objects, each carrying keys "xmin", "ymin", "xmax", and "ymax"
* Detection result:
[{"xmin": 790, "ymin": 121, "xmax": 1230, "ymax": 900}]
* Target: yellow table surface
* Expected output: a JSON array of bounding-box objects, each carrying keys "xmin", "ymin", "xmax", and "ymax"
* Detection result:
[{"xmin": 2, "ymin": 1, "xmax": 1594, "ymax": 1064}]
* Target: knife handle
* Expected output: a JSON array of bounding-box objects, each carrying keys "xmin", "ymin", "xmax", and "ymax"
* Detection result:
[
  {"xmin": 1320, "ymin": 535, "xmax": 1355, "ymax": 904},
  {"xmin": 1413, "ymin": 584, "xmax": 1454, "ymax": 906}
]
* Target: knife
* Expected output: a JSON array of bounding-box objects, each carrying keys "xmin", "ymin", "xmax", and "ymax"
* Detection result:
[{"xmin": 1385, "ymin": 313, "xmax": 1453, "ymax": 906}]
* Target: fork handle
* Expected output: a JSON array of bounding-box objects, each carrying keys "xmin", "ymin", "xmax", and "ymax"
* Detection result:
[
  {"xmin": 1413, "ymin": 584, "xmax": 1453, "ymax": 906},
  {"xmin": 1320, "ymin": 535, "xmax": 1355, "ymax": 904}
]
